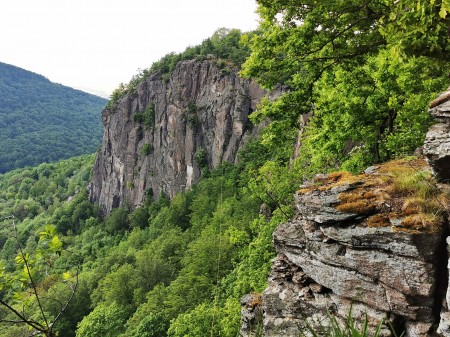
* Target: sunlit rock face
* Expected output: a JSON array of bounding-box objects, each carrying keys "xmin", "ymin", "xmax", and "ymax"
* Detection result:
[
  {"xmin": 242, "ymin": 160, "xmax": 450, "ymax": 337},
  {"xmin": 90, "ymin": 59, "xmax": 273, "ymax": 214}
]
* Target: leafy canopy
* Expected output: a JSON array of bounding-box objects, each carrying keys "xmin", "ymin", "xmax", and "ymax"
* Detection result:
[
  {"xmin": 0, "ymin": 222, "xmax": 77, "ymax": 337},
  {"xmin": 242, "ymin": 0, "xmax": 450, "ymax": 173}
]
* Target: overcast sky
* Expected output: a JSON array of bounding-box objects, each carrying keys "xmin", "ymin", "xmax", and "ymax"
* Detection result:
[{"xmin": 0, "ymin": 0, "xmax": 259, "ymax": 97}]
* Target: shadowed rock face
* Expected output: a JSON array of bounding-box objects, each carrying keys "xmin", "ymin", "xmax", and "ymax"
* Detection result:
[
  {"xmin": 90, "ymin": 60, "xmax": 271, "ymax": 214},
  {"xmin": 425, "ymin": 90, "xmax": 450, "ymax": 183}
]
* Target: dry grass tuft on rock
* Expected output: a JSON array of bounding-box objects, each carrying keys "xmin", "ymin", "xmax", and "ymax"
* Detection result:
[
  {"xmin": 336, "ymin": 200, "xmax": 377, "ymax": 215},
  {"xmin": 301, "ymin": 157, "xmax": 449, "ymax": 233},
  {"xmin": 397, "ymin": 213, "xmax": 442, "ymax": 233}
]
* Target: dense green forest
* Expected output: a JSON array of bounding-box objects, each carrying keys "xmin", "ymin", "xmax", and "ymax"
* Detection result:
[
  {"xmin": 0, "ymin": 142, "xmax": 290, "ymax": 337},
  {"xmin": 0, "ymin": 62, "xmax": 106, "ymax": 173},
  {"xmin": 1, "ymin": 0, "xmax": 450, "ymax": 336}
]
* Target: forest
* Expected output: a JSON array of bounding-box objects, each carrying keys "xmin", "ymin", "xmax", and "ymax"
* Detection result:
[
  {"xmin": 0, "ymin": 0, "xmax": 450, "ymax": 336},
  {"xmin": 0, "ymin": 62, "xmax": 106, "ymax": 173}
]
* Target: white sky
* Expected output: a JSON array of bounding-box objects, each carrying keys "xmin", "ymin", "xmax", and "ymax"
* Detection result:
[{"xmin": 0, "ymin": 0, "xmax": 259, "ymax": 97}]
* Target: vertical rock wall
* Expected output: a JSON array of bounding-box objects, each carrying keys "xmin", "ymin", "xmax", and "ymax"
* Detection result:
[{"xmin": 90, "ymin": 60, "xmax": 270, "ymax": 214}]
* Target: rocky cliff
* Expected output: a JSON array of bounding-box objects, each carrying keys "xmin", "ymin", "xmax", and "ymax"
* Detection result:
[
  {"xmin": 242, "ymin": 158, "xmax": 450, "ymax": 337},
  {"xmin": 90, "ymin": 60, "xmax": 271, "ymax": 214},
  {"xmin": 239, "ymin": 90, "xmax": 450, "ymax": 337}
]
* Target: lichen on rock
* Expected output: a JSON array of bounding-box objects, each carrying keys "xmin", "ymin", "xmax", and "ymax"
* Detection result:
[{"xmin": 250, "ymin": 158, "xmax": 450, "ymax": 337}]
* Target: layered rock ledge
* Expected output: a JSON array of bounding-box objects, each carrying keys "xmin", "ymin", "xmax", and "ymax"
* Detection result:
[{"xmin": 242, "ymin": 159, "xmax": 450, "ymax": 337}]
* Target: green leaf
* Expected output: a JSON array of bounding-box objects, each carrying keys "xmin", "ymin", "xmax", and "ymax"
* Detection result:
[
  {"xmin": 63, "ymin": 272, "xmax": 72, "ymax": 280},
  {"xmin": 48, "ymin": 235, "xmax": 62, "ymax": 252}
]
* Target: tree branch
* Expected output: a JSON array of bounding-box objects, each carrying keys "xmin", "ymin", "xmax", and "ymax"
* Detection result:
[
  {"xmin": 52, "ymin": 265, "xmax": 80, "ymax": 328},
  {"xmin": 11, "ymin": 218, "xmax": 50, "ymax": 331},
  {"xmin": 0, "ymin": 299, "xmax": 45, "ymax": 333}
]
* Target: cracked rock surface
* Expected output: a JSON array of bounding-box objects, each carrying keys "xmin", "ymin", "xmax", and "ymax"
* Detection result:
[
  {"xmin": 90, "ymin": 60, "xmax": 273, "ymax": 214},
  {"xmin": 242, "ymin": 160, "xmax": 450, "ymax": 337}
]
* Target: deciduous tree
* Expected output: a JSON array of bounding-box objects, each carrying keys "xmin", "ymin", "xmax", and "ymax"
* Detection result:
[
  {"xmin": 242, "ymin": 0, "xmax": 450, "ymax": 171},
  {"xmin": 0, "ymin": 218, "xmax": 78, "ymax": 337}
]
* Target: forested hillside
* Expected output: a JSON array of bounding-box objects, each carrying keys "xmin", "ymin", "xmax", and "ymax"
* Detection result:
[
  {"xmin": 0, "ymin": 62, "xmax": 106, "ymax": 173},
  {"xmin": 0, "ymin": 1, "xmax": 450, "ymax": 336},
  {"xmin": 0, "ymin": 140, "xmax": 289, "ymax": 337}
]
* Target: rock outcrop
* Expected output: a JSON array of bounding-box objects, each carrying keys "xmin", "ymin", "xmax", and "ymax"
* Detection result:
[
  {"xmin": 241, "ymin": 293, "xmax": 263, "ymax": 337},
  {"xmin": 90, "ymin": 60, "xmax": 272, "ymax": 214},
  {"xmin": 424, "ymin": 89, "xmax": 450, "ymax": 183},
  {"xmin": 244, "ymin": 159, "xmax": 450, "ymax": 337},
  {"xmin": 438, "ymin": 237, "xmax": 450, "ymax": 336}
]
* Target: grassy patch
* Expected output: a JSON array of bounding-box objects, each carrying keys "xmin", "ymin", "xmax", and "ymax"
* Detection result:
[
  {"xmin": 303, "ymin": 157, "xmax": 449, "ymax": 233},
  {"xmin": 298, "ymin": 171, "xmax": 361, "ymax": 194},
  {"xmin": 301, "ymin": 308, "xmax": 389, "ymax": 337},
  {"xmin": 336, "ymin": 200, "xmax": 377, "ymax": 215}
]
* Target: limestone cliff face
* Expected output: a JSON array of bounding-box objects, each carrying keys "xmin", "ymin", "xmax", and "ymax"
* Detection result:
[{"xmin": 90, "ymin": 60, "xmax": 269, "ymax": 214}]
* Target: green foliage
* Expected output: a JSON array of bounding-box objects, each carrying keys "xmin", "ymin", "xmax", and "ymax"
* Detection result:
[
  {"xmin": 0, "ymin": 154, "xmax": 96, "ymax": 227},
  {"xmin": 242, "ymin": 0, "xmax": 450, "ymax": 174},
  {"xmin": 107, "ymin": 28, "xmax": 253, "ymax": 106},
  {"xmin": 76, "ymin": 303, "xmax": 128, "ymax": 337},
  {"xmin": 0, "ymin": 62, "xmax": 106, "ymax": 173},
  {"xmin": 129, "ymin": 312, "xmax": 169, "ymax": 337},
  {"xmin": 187, "ymin": 102, "xmax": 200, "ymax": 126},
  {"xmin": 247, "ymin": 93, "xmax": 307, "ymax": 163},
  {"xmin": 0, "ymin": 155, "xmax": 102, "ymax": 337},
  {"xmin": 133, "ymin": 112, "xmax": 144, "ymax": 123},
  {"xmin": 301, "ymin": 309, "xmax": 386, "ymax": 337},
  {"xmin": 187, "ymin": 103, "xmax": 197, "ymax": 116},
  {"xmin": 132, "ymin": 228, "xmax": 188, "ymax": 300},
  {"xmin": 4, "ymin": 4, "xmax": 447, "ymax": 335},
  {"xmin": 247, "ymin": 160, "xmax": 300, "ymax": 212},
  {"xmin": 141, "ymin": 144, "xmax": 152, "ymax": 156},
  {"xmin": 144, "ymin": 103, "xmax": 156, "ymax": 129},
  {"xmin": 50, "ymin": 277, "xmax": 92, "ymax": 337},
  {"xmin": 43, "ymin": 148, "xmax": 279, "ymax": 337},
  {"xmin": 52, "ymin": 190, "xmax": 99, "ymax": 234},
  {"xmin": 167, "ymin": 303, "xmax": 217, "ymax": 337},
  {"xmin": 150, "ymin": 28, "xmax": 251, "ymax": 76},
  {"xmin": 0, "ymin": 223, "xmax": 76, "ymax": 337},
  {"xmin": 92, "ymin": 263, "xmax": 138, "ymax": 313},
  {"xmin": 296, "ymin": 50, "xmax": 445, "ymax": 173},
  {"xmin": 129, "ymin": 207, "xmax": 149, "ymax": 229},
  {"xmin": 0, "ymin": 131, "xmax": 308, "ymax": 337},
  {"xmin": 381, "ymin": 0, "xmax": 450, "ymax": 59},
  {"xmin": 105, "ymin": 207, "xmax": 130, "ymax": 234},
  {"xmin": 134, "ymin": 103, "xmax": 156, "ymax": 131},
  {"xmin": 194, "ymin": 147, "xmax": 208, "ymax": 169},
  {"xmin": 108, "ymin": 83, "xmax": 127, "ymax": 108}
]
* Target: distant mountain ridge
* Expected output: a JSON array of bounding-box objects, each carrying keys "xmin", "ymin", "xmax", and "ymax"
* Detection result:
[{"xmin": 0, "ymin": 62, "xmax": 107, "ymax": 173}]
